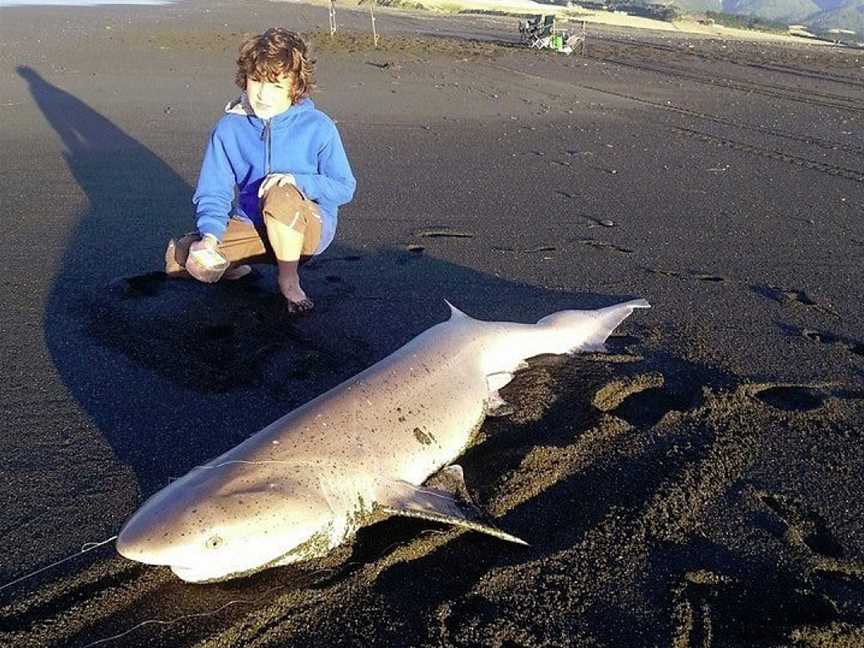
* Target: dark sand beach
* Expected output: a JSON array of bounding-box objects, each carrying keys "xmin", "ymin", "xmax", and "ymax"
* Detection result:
[{"xmin": 1, "ymin": 1, "xmax": 863, "ymax": 645}]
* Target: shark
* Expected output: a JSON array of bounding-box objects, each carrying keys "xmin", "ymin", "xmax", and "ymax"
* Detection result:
[{"xmin": 116, "ymin": 298, "xmax": 649, "ymax": 582}]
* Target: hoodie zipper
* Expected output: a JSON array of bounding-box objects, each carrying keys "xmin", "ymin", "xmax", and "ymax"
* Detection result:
[{"xmin": 261, "ymin": 118, "xmax": 272, "ymax": 175}]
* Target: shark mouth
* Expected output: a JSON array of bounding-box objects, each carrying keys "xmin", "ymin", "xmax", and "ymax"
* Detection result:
[{"xmin": 170, "ymin": 564, "xmax": 254, "ymax": 584}]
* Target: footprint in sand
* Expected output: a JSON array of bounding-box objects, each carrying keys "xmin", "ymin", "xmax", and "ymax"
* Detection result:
[
  {"xmin": 753, "ymin": 284, "xmax": 839, "ymax": 317},
  {"xmin": 798, "ymin": 327, "xmax": 864, "ymax": 357},
  {"xmin": 593, "ymin": 371, "xmax": 700, "ymax": 428},
  {"xmin": 576, "ymin": 238, "xmax": 633, "ymax": 255},
  {"xmin": 671, "ymin": 568, "xmax": 838, "ymax": 648},
  {"xmin": 605, "ymin": 334, "xmax": 642, "ymax": 353},
  {"xmin": 751, "ymin": 383, "xmax": 864, "ymax": 412},
  {"xmin": 757, "ymin": 491, "xmax": 864, "ymax": 584},
  {"xmin": 754, "ymin": 385, "xmax": 825, "ymax": 412},
  {"xmin": 592, "ymin": 371, "xmax": 665, "ymax": 412},
  {"xmin": 311, "ymin": 254, "xmax": 363, "ymax": 268},
  {"xmin": 644, "ymin": 268, "xmax": 728, "ymax": 283},
  {"xmin": 692, "ymin": 273, "xmax": 727, "ymax": 283},
  {"xmin": 416, "ymin": 228, "xmax": 475, "ymax": 239},
  {"xmin": 644, "ymin": 267, "xmax": 682, "ymax": 278},
  {"xmin": 612, "ymin": 384, "xmax": 698, "ymax": 428},
  {"xmin": 758, "ymin": 492, "xmax": 845, "ymax": 559},
  {"xmin": 109, "ymin": 272, "xmax": 167, "ymax": 298}
]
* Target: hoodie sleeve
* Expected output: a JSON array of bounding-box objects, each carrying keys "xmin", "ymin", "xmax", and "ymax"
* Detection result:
[
  {"xmin": 291, "ymin": 124, "xmax": 356, "ymax": 207},
  {"xmin": 193, "ymin": 125, "xmax": 236, "ymax": 242}
]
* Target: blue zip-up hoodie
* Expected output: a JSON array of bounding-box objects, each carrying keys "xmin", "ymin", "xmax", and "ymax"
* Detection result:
[{"xmin": 193, "ymin": 94, "xmax": 356, "ymax": 254}]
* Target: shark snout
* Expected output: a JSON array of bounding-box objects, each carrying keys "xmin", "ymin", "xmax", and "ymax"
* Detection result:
[
  {"xmin": 115, "ymin": 483, "xmax": 206, "ymax": 566},
  {"xmin": 116, "ymin": 507, "xmax": 166, "ymax": 564}
]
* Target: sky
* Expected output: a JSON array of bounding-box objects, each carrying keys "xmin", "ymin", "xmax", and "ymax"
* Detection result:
[{"xmin": 0, "ymin": 0, "xmax": 172, "ymax": 6}]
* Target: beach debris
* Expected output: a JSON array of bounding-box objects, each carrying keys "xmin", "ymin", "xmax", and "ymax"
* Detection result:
[
  {"xmin": 116, "ymin": 298, "xmax": 650, "ymax": 582},
  {"xmin": 519, "ymin": 15, "xmax": 586, "ymax": 55}
]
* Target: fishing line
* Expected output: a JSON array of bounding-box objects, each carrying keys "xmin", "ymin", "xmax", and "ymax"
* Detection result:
[
  {"xmin": 79, "ymin": 595, "xmax": 275, "ymax": 648},
  {"xmin": 80, "ymin": 571, "xmax": 334, "ymax": 648},
  {"xmin": 189, "ymin": 458, "xmax": 322, "ymax": 472},
  {"xmin": 0, "ymin": 462, "xmax": 314, "ymax": 596},
  {"xmin": 0, "ymin": 535, "xmax": 118, "ymax": 594}
]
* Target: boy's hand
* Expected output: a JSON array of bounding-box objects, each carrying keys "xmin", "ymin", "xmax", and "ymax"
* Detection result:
[
  {"xmin": 190, "ymin": 233, "xmax": 218, "ymax": 254},
  {"xmin": 186, "ymin": 234, "xmax": 226, "ymax": 284},
  {"xmin": 258, "ymin": 173, "xmax": 297, "ymax": 198}
]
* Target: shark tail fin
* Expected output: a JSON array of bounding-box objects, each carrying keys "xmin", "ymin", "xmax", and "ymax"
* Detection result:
[{"xmin": 536, "ymin": 298, "xmax": 650, "ymax": 354}]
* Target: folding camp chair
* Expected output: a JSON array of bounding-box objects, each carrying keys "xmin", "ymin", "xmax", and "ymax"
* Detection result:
[
  {"xmin": 528, "ymin": 15, "xmax": 555, "ymax": 49},
  {"xmin": 518, "ymin": 14, "xmax": 542, "ymax": 43}
]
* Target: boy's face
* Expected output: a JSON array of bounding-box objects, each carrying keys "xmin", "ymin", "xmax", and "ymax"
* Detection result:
[{"xmin": 246, "ymin": 74, "xmax": 292, "ymax": 119}]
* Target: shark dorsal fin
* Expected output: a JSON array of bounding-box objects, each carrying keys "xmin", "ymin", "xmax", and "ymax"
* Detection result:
[{"xmin": 444, "ymin": 300, "xmax": 470, "ymax": 320}]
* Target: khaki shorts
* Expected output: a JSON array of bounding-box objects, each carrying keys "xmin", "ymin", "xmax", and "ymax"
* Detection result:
[{"xmin": 165, "ymin": 183, "xmax": 322, "ymax": 274}]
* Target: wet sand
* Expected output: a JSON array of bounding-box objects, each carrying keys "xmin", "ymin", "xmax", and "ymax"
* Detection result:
[{"xmin": 1, "ymin": 1, "xmax": 863, "ymax": 646}]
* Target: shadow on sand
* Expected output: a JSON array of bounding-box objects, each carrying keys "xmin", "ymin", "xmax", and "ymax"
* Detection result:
[
  {"xmin": 16, "ymin": 65, "xmax": 765, "ymax": 648},
  {"xmin": 22, "ymin": 65, "xmax": 629, "ymax": 498}
]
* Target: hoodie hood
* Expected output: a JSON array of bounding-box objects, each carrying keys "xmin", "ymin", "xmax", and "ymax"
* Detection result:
[
  {"xmin": 225, "ymin": 93, "xmax": 315, "ymax": 126},
  {"xmin": 224, "ymin": 92, "xmax": 256, "ymax": 116}
]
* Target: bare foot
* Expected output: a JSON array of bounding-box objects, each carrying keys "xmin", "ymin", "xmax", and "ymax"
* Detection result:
[
  {"xmin": 285, "ymin": 297, "xmax": 315, "ymax": 315},
  {"xmin": 278, "ymin": 279, "xmax": 314, "ymax": 314}
]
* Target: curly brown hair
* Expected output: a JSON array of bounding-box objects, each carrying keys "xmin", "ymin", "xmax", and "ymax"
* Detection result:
[{"xmin": 234, "ymin": 28, "xmax": 315, "ymax": 104}]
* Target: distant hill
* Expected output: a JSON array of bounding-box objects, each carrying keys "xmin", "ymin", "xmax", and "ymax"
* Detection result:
[
  {"xmin": 662, "ymin": 0, "xmax": 862, "ymax": 36},
  {"xmin": 806, "ymin": 0, "xmax": 864, "ymax": 34},
  {"xmin": 810, "ymin": 0, "xmax": 851, "ymax": 11},
  {"xmin": 724, "ymin": 0, "xmax": 820, "ymax": 21}
]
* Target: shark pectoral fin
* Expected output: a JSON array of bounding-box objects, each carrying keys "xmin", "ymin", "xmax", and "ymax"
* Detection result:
[
  {"xmin": 377, "ymin": 467, "xmax": 528, "ymax": 546},
  {"xmin": 487, "ymin": 391, "xmax": 515, "ymax": 417},
  {"xmin": 486, "ymin": 373, "xmax": 515, "ymax": 417},
  {"xmin": 487, "ymin": 372, "xmax": 513, "ymax": 392}
]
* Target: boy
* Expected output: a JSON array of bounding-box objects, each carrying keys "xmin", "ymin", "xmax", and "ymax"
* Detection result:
[{"xmin": 165, "ymin": 28, "xmax": 356, "ymax": 313}]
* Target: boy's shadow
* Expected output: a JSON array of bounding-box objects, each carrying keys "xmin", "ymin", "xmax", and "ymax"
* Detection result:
[{"xmin": 22, "ymin": 65, "xmax": 626, "ymax": 496}]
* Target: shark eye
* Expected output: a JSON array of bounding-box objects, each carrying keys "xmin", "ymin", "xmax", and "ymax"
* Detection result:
[{"xmin": 206, "ymin": 535, "xmax": 223, "ymax": 550}]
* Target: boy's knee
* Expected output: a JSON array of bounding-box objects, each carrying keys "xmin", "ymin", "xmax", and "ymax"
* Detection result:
[{"xmin": 261, "ymin": 183, "xmax": 306, "ymax": 226}]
